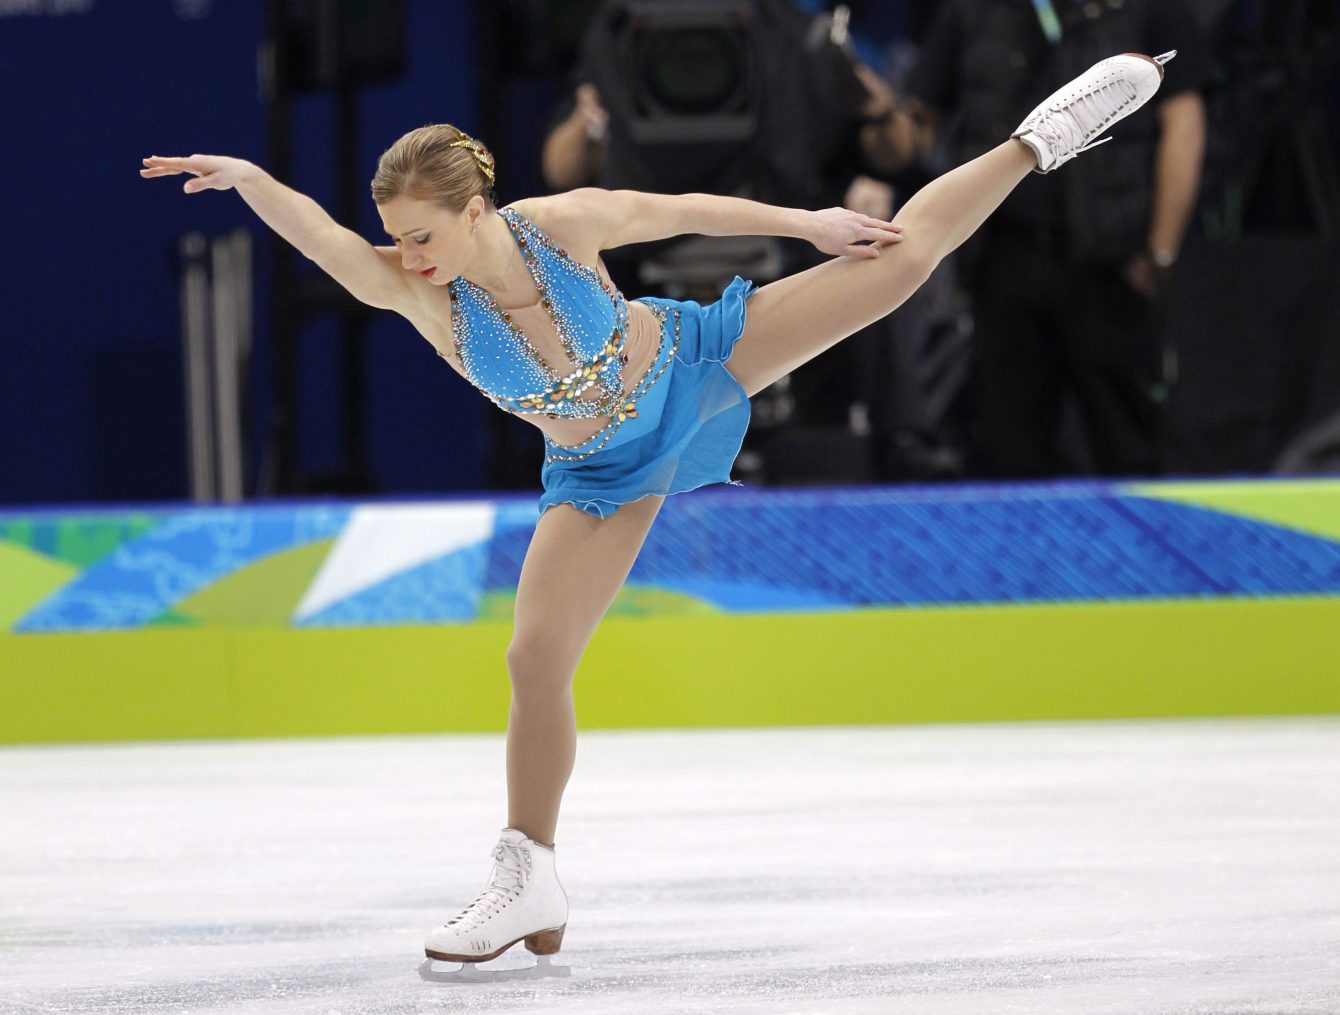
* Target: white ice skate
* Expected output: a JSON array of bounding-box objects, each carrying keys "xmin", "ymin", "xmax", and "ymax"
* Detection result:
[
  {"xmin": 423, "ymin": 828, "xmax": 569, "ymax": 967},
  {"xmin": 1013, "ymin": 51, "xmax": 1177, "ymax": 173}
]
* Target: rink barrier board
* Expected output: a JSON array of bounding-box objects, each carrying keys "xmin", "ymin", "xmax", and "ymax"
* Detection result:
[
  {"xmin": 4, "ymin": 479, "xmax": 1339, "ymax": 744},
  {"xmin": 7, "ymin": 479, "xmax": 1340, "ymax": 634},
  {"xmin": 3, "ymin": 595, "xmax": 1338, "ymax": 744}
]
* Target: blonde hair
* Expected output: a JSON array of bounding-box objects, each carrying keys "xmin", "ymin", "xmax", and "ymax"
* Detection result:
[{"xmin": 370, "ymin": 123, "xmax": 496, "ymax": 210}]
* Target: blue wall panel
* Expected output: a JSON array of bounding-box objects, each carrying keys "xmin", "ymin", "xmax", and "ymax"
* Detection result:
[{"xmin": 1, "ymin": 2, "xmax": 481, "ymax": 505}]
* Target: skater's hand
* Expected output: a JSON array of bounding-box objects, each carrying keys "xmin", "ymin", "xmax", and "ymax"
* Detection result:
[
  {"xmin": 140, "ymin": 154, "xmax": 255, "ymax": 194},
  {"xmin": 808, "ymin": 207, "xmax": 902, "ymax": 259}
]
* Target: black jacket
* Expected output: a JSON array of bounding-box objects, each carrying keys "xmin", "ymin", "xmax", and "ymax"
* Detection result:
[{"xmin": 907, "ymin": 0, "xmax": 1205, "ymax": 262}]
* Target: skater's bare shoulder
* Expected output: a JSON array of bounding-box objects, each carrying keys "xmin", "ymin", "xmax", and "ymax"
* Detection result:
[{"xmin": 507, "ymin": 191, "xmax": 611, "ymax": 264}]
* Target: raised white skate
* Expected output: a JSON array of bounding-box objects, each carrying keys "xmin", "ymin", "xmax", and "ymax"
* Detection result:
[
  {"xmin": 423, "ymin": 827, "xmax": 568, "ymax": 965},
  {"xmin": 1013, "ymin": 51, "xmax": 1177, "ymax": 173}
]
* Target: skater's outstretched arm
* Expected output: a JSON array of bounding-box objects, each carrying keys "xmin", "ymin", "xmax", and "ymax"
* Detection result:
[
  {"xmin": 140, "ymin": 154, "xmax": 415, "ymax": 312},
  {"xmin": 525, "ymin": 187, "xmax": 903, "ymax": 261}
]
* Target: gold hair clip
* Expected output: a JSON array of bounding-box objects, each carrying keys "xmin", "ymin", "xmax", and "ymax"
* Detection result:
[{"xmin": 447, "ymin": 136, "xmax": 495, "ymax": 185}]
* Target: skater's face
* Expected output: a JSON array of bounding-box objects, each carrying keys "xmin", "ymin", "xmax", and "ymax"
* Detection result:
[{"xmin": 378, "ymin": 194, "xmax": 482, "ymax": 285}]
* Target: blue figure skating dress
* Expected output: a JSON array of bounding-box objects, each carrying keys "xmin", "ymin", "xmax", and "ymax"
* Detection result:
[{"xmin": 445, "ymin": 208, "xmax": 753, "ymax": 518}]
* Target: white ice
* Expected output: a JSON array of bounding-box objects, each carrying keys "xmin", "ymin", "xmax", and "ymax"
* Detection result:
[{"xmin": 2, "ymin": 718, "xmax": 1339, "ymax": 1014}]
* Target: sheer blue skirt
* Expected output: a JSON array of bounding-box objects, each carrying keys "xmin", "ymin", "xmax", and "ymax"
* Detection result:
[{"xmin": 538, "ymin": 276, "xmax": 755, "ymax": 519}]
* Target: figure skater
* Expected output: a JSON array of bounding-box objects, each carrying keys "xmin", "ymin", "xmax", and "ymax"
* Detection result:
[{"xmin": 142, "ymin": 52, "xmax": 1175, "ymax": 967}]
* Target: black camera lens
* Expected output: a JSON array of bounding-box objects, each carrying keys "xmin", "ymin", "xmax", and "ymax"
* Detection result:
[{"xmin": 641, "ymin": 28, "xmax": 744, "ymax": 115}]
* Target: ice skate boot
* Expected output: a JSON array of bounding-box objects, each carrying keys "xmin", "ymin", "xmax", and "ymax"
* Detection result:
[
  {"xmin": 1013, "ymin": 51, "xmax": 1177, "ymax": 173},
  {"xmin": 424, "ymin": 828, "xmax": 568, "ymax": 964}
]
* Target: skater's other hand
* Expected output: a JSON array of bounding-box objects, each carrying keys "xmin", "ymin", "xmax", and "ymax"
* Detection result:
[
  {"xmin": 808, "ymin": 206, "xmax": 902, "ymax": 259},
  {"xmin": 140, "ymin": 155, "xmax": 255, "ymax": 194}
]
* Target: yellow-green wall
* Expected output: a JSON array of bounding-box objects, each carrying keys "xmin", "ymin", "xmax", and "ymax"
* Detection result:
[{"xmin": 4, "ymin": 596, "xmax": 1338, "ymax": 744}]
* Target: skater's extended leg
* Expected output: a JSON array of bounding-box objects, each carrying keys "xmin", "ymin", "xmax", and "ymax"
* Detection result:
[
  {"xmin": 727, "ymin": 140, "xmax": 1036, "ymax": 396},
  {"xmin": 727, "ymin": 52, "xmax": 1171, "ymax": 396},
  {"xmin": 505, "ymin": 496, "xmax": 664, "ymax": 846}
]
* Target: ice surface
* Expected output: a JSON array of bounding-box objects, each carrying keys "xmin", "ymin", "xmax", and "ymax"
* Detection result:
[{"xmin": 2, "ymin": 718, "xmax": 1338, "ymax": 1014}]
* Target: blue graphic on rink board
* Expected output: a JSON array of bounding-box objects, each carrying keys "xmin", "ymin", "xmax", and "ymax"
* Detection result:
[
  {"xmin": 631, "ymin": 489, "xmax": 1340, "ymax": 605},
  {"xmin": 3, "ymin": 483, "xmax": 1339, "ymax": 633},
  {"xmin": 13, "ymin": 507, "xmax": 350, "ymax": 633}
]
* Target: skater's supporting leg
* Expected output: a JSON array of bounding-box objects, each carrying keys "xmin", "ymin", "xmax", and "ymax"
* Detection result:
[
  {"xmin": 504, "ymin": 496, "xmax": 664, "ymax": 846},
  {"xmin": 727, "ymin": 140, "xmax": 1035, "ymax": 397},
  {"xmin": 504, "ymin": 142, "xmax": 1035, "ymax": 838}
]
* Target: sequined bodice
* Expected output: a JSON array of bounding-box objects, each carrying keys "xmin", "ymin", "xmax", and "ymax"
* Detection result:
[{"xmin": 446, "ymin": 209, "xmax": 630, "ymax": 420}]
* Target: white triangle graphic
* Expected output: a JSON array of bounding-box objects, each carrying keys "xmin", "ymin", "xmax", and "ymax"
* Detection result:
[{"xmin": 294, "ymin": 502, "xmax": 496, "ymax": 621}]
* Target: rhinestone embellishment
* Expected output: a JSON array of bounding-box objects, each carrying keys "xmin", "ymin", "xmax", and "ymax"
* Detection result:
[
  {"xmin": 446, "ymin": 209, "xmax": 631, "ymax": 422},
  {"xmin": 543, "ymin": 304, "xmax": 681, "ymax": 463}
]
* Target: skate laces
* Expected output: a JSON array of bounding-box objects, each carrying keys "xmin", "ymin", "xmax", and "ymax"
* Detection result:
[
  {"xmin": 445, "ymin": 840, "xmax": 530, "ymax": 931},
  {"xmin": 1031, "ymin": 75, "xmax": 1139, "ymax": 158}
]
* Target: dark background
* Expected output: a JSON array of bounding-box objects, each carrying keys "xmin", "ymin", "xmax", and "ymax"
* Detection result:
[{"xmin": 2, "ymin": 0, "xmax": 1337, "ymax": 506}]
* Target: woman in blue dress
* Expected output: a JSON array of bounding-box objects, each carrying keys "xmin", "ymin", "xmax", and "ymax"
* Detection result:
[{"xmin": 142, "ymin": 51, "xmax": 1173, "ymax": 969}]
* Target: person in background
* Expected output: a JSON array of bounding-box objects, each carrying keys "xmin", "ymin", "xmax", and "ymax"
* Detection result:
[
  {"xmin": 541, "ymin": 0, "xmax": 918, "ymax": 462},
  {"xmin": 542, "ymin": 2, "xmax": 901, "ymax": 220},
  {"xmin": 867, "ymin": 0, "xmax": 1207, "ymax": 478}
]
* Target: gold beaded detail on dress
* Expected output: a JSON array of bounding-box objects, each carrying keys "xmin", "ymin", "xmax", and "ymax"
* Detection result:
[{"xmin": 543, "ymin": 305, "xmax": 681, "ymax": 463}]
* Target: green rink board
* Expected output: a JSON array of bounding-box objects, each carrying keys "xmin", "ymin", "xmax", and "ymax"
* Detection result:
[{"xmin": 2, "ymin": 596, "xmax": 1338, "ymax": 744}]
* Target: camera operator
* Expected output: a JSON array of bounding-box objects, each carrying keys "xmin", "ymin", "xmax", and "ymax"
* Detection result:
[{"xmin": 540, "ymin": 0, "xmax": 913, "ymax": 477}]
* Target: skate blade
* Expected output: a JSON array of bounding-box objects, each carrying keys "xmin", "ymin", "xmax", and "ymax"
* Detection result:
[
  {"xmin": 418, "ymin": 954, "xmax": 572, "ymax": 984},
  {"xmin": 1152, "ymin": 50, "xmax": 1177, "ymax": 66}
]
